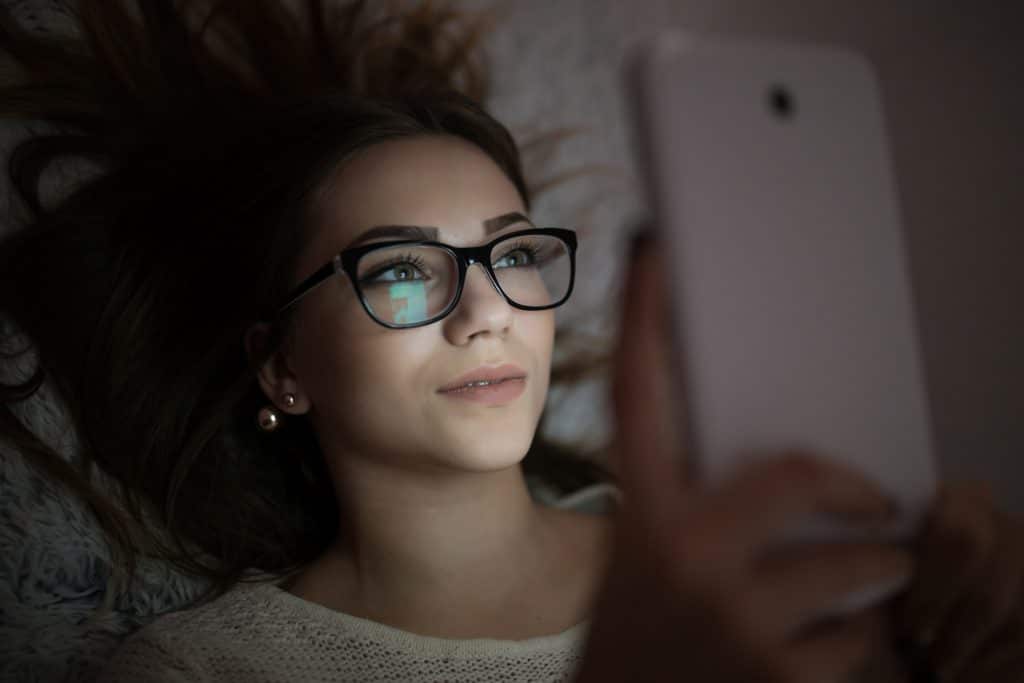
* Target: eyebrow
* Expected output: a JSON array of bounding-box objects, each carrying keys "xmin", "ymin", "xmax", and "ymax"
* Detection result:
[
  {"xmin": 344, "ymin": 211, "xmax": 534, "ymax": 248},
  {"xmin": 484, "ymin": 211, "xmax": 534, "ymax": 234}
]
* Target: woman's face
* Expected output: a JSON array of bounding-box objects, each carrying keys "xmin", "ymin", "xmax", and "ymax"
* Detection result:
[{"xmin": 278, "ymin": 134, "xmax": 555, "ymax": 473}]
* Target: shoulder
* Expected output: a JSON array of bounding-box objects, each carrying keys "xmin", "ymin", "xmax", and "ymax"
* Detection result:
[
  {"xmin": 94, "ymin": 618, "xmax": 206, "ymax": 683},
  {"xmin": 94, "ymin": 583, "xmax": 261, "ymax": 683}
]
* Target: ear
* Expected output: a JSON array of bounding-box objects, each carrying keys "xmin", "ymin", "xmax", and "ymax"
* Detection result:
[{"xmin": 244, "ymin": 322, "xmax": 311, "ymax": 415}]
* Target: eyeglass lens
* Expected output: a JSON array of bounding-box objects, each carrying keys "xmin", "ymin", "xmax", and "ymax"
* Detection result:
[{"xmin": 355, "ymin": 234, "xmax": 571, "ymax": 326}]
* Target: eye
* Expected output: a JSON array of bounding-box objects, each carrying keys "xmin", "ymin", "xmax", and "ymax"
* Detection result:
[
  {"xmin": 493, "ymin": 243, "xmax": 540, "ymax": 269},
  {"xmin": 361, "ymin": 254, "xmax": 430, "ymax": 285}
]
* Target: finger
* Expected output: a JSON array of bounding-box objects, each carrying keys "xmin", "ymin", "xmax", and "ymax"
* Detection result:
[
  {"xmin": 898, "ymin": 481, "xmax": 998, "ymax": 645},
  {"xmin": 775, "ymin": 606, "xmax": 889, "ymax": 683},
  {"xmin": 754, "ymin": 541, "xmax": 914, "ymax": 637},
  {"xmin": 930, "ymin": 510, "xmax": 1024, "ymax": 680},
  {"xmin": 706, "ymin": 452, "xmax": 898, "ymax": 557},
  {"xmin": 964, "ymin": 612, "xmax": 1024, "ymax": 682},
  {"xmin": 611, "ymin": 228, "xmax": 688, "ymax": 520}
]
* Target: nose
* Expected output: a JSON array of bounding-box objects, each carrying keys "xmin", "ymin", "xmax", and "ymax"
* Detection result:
[{"xmin": 442, "ymin": 262, "xmax": 513, "ymax": 342}]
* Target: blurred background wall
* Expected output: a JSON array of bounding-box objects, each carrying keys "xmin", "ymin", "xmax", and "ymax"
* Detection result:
[{"xmin": 468, "ymin": 0, "xmax": 1023, "ymax": 512}]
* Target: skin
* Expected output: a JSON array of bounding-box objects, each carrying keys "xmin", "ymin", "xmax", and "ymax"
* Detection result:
[{"xmin": 245, "ymin": 134, "xmax": 612, "ymax": 639}]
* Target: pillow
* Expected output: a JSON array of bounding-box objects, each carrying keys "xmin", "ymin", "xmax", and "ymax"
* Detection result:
[{"xmin": 0, "ymin": 314, "xmax": 213, "ymax": 683}]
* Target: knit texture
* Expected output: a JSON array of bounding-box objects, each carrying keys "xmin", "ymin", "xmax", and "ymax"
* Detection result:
[{"xmin": 94, "ymin": 483, "xmax": 621, "ymax": 683}]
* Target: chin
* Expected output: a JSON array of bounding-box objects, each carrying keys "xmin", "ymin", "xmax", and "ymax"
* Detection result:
[
  {"xmin": 425, "ymin": 395, "xmax": 543, "ymax": 458},
  {"xmin": 441, "ymin": 428, "xmax": 536, "ymax": 468}
]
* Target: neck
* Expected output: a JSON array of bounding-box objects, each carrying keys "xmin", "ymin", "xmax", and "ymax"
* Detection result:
[{"xmin": 286, "ymin": 453, "xmax": 563, "ymax": 624}]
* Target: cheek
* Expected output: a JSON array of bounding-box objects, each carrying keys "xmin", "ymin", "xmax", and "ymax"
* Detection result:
[
  {"xmin": 525, "ymin": 309, "xmax": 555, "ymax": 356},
  {"xmin": 300, "ymin": 317, "xmax": 435, "ymax": 434},
  {"xmin": 517, "ymin": 310, "xmax": 555, "ymax": 394},
  {"xmin": 342, "ymin": 337, "xmax": 431, "ymax": 396},
  {"xmin": 292, "ymin": 303, "xmax": 555, "ymax": 448}
]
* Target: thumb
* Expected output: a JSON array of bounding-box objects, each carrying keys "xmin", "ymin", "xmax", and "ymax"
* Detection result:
[{"xmin": 611, "ymin": 228, "xmax": 689, "ymax": 523}]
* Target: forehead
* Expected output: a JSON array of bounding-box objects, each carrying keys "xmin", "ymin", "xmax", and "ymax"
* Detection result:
[{"xmin": 314, "ymin": 135, "xmax": 524, "ymax": 246}]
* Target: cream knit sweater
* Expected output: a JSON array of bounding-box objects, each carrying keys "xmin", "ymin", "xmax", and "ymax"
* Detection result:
[{"xmin": 94, "ymin": 482, "xmax": 622, "ymax": 683}]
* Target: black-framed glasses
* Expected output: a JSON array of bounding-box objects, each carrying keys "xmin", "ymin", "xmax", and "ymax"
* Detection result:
[{"xmin": 277, "ymin": 227, "xmax": 577, "ymax": 329}]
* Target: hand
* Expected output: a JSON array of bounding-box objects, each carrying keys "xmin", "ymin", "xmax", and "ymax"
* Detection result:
[
  {"xmin": 574, "ymin": 231, "xmax": 913, "ymax": 683},
  {"xmin": 893, "ymin": 480, "xmax": 1024, "ymax": 681}
]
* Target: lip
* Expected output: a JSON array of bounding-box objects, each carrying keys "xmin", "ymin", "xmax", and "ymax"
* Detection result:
[{"xmin": 437, "ymin": 363, "xmax": 528, "ymax": 393}]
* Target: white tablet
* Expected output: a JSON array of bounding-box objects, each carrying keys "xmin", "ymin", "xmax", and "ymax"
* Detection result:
[{"xmin": 623, "ymin": 30, "xmax": 939, "ymax": 618}]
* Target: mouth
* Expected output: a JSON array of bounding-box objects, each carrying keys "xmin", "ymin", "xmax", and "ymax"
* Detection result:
[{"xmin": 437, "ymin": 363, "xmax": 528, "ymax": 394}]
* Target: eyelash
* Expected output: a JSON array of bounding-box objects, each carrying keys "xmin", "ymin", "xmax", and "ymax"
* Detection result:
[
  {"xmin": 503, "ymin": 240, "xmax": 542, "ymax": 261},
  {"xmin": 360, "ymin": 239, "xmax": 544, "ymax": 285},
  {"xmin": 360, "ymin": 253, "xmax": 429, "ymax": 283}
]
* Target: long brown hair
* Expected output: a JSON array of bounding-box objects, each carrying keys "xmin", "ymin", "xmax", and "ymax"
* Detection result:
[{"xmin": 0, "ymin": 0, "xmax": 616, "ymax": 615}]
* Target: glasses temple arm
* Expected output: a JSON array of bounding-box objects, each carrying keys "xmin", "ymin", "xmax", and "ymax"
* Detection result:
[{"xmin": 276, "ymin": 254, "xmax": 344, "ymax": 315}]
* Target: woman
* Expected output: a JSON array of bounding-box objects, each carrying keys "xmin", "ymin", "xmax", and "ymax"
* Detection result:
[{"xmin": 0, "ymin": 1, "xmax": 1020, "ymax": 682}]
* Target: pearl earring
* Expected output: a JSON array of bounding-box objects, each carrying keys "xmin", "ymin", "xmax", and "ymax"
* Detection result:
[
  {"xmin": 256, "ymin": 406, "xmax": 279, "ymax": 432},
  {"xmin": 257, "ymin": 393, "xmax": 296, "ymax": 432}
]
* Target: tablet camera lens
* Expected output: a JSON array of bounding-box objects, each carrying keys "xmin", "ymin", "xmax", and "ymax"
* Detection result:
[{"xmin": 768, "ymin": 84, "xmax": 795, "ymax": 120}]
